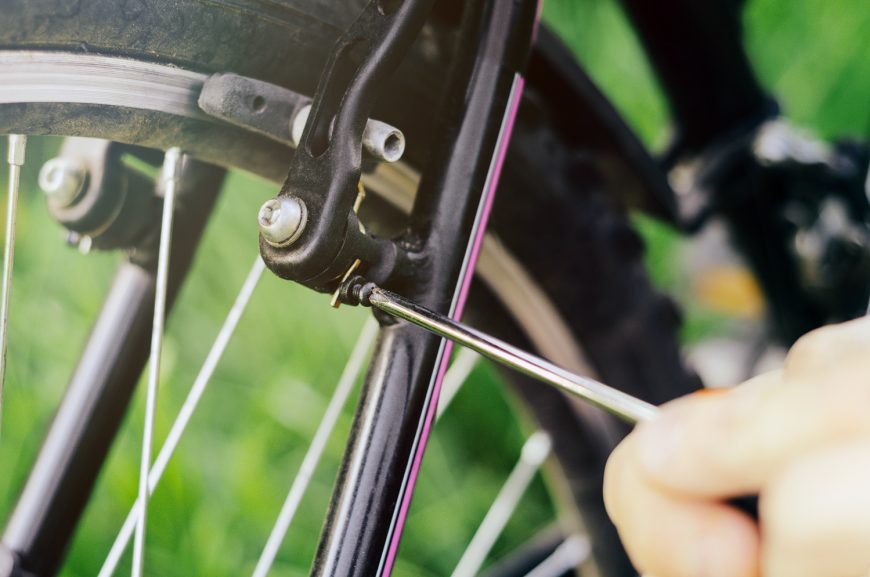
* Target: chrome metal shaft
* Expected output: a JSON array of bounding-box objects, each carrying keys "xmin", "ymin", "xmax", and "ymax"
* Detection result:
[
  {"xmin": 0, "ymin": 135, "xmax": 26, "ymax": 433},
  {"xmin": 251, "ymin": 319, "xmax": 378, "ymax": 577},
  {"xmin": 450, "ymin": 432, "xmax": 552, "ymax": 577},
  {"xmin": 367, "ymin": 288, "xmax": 659, "ymax": 424},
  {"xmin": 132, "ymin": 147, "xmax": 182, "ymax": 577},
  {"xmin": 99, "ymin": 257, "xmax": 265, "ymax": 577}
]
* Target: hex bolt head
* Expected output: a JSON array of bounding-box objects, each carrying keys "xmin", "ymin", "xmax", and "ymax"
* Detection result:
[
  {"xmin": 258, "ymin": 196, "xmax": 308, "ymax": 248},
  {"xmin": 39, "ymin": 158, "xmax": 87, "ymax": 208}
]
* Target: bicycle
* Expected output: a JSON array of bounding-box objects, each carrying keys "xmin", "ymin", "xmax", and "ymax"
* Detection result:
[{"xmin": 0, "ymin": 0, "xmax": 867, "ymax": 576}]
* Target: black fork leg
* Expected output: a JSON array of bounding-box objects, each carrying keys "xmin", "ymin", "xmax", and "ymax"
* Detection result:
[
  {"xmin": 309, "ymin": 2, "xmax": 538, "ymax": 576},
  {"xmin": 617, "ymin": 0, "xmax": 774, "ymax": 152},
  {"xmin": 0, "ymin": 161, "xmax": 223, "ymax": 577}
]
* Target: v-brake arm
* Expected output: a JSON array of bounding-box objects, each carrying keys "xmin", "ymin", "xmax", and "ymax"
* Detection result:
[{"xmin": 257, "ymin": 0, "xmax": 436, "ymax": 293}]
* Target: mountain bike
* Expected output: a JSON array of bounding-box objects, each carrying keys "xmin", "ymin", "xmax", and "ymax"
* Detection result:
[{"xmin": 0, "ymin": 1, "xmax": 868, "ymax": 576}]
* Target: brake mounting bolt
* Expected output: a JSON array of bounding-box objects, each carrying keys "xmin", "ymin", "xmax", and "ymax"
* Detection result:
[
  {"xmin": 38, "ymin": 158, "xmax": 88, "ymax": 208},
  {"xmin": 258, "ymin": 196, "xmax": 308, "ymax": 247}
]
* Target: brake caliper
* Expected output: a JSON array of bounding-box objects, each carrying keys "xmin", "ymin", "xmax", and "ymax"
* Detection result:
[{"xmin": 257, "ymin": 0, "xmax": 435, "ymax": 294}]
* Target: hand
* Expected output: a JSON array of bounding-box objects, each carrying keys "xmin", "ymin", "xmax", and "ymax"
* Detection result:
[{"xmin": 603, "ymin": 317, "xmax": 870, "ymax": 577}]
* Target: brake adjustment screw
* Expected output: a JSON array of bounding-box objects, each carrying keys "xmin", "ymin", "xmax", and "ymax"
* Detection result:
[
  {"xmin": 338, "ymin": 275, "xmax": 376, "ymax": 307},
  {"xmin": 258, "ymin": 196, "xmax": 307, "ymax": 247},
  {"xmin": 38, "ymin": 158, "xmax": 87, "ymax": 208}
]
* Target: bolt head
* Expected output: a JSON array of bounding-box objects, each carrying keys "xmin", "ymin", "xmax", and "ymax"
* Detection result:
[
  {"xmin": 39, "ymin": 158, "xmax": 87, "ymax": 208},
  {"xmin": 258, "ymin": 196, "xmax": 307, "ymax": 247}
]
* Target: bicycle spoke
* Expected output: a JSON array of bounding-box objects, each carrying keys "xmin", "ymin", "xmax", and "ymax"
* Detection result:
[
  {"xmin": 436, "ymin": 348, "xmax": 478, "ymax": 420},
  {"xmin": 131, "ymin": 147, "xmax": 182, "ymax": 577},
  {"xmin": 98, "ymin": 256, "xmax": 265, "ymax": 577},
  {"xmin": 450, "ymin": 431, "xmax": 553, "ymax": 577},
  {"xmin": 251, "ymin": 318, "xmax": 378, "ymax": 577},
  {"xmin": 0, "ymin": 134, "xmax": 25, "ymax": 434},
  {"xmin": 524, "ymin": 535, "xmax": 591, "ymax": 577}
]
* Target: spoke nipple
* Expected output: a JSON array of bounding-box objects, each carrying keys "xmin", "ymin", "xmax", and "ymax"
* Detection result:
[
  {"xmin": 7, "ymin": 135, "xmax": 27, "ymax": 166},
  {"xmin": 38, "ymin": 158, "xmax": 88, "ymax": 208},
  {"xmin": 160, "ymin": 147, "xmax": 185, "ymax": 187},
  {"xmin": 258, "ymin": 196, "xmax": 307, "ymax": 247}
]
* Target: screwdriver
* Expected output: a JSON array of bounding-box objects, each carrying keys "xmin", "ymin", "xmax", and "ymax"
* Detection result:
[
  {"xmin": 354, "ymin": 284, "xmax": 659, "ymax": 424},
  {"xmin": 355, "ymin": 283, "xmax": 762, "ymax": 518}
]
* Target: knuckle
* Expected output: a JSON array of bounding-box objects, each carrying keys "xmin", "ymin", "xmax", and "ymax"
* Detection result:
[{"xmin": 785, "ymin": 325, "xmax": 838, "ymax": 371}]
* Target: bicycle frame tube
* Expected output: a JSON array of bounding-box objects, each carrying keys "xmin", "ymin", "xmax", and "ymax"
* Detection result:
[
  {"xmin": 309, "ymin": 1, "xmax": 539, "ymax": 576},
  {"xmin": 617, "ymin": 0, "xmax": 775, "ymax": 152}
]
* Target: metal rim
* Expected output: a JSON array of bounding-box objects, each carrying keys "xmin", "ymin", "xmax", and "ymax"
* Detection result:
[
  {"xmin": 0, "ymin": 51, "xmax": 207, "ymax": 119},
  {"xmin": 0, "ymin": 50, "xmax": 596, "ymax": 380}
]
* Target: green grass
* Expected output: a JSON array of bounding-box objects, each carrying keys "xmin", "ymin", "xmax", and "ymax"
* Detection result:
[
  {"xmin": 0, "ymin": 154, "xmax": 550, "ymax": 576},
  {"xmin": 1, "ymin": 0, "xmax": 869, "ymax": 575}
]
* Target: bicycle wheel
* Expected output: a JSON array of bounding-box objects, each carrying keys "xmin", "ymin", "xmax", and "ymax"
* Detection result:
[{"xmin": 0, "ymin": 2, "xmax": 699, "ymax": 576}]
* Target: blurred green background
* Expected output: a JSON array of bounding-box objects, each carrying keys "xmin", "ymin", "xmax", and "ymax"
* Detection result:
[{"xmin": 0, "ymin": 0, "xmax": 868, "ymax": 575}]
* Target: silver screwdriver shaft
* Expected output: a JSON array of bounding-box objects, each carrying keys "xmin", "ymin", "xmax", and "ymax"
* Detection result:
[
  {"xmin": 367, "ymin": 287, "xmax": 659, "ymax": 424},
  {"xmin": 367, "ymin": 287, "xmax": 767, "ymax": 519}
]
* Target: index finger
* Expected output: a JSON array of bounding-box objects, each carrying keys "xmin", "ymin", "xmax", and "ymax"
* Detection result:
[{"xmin": 631, "ymin": 349, "xmax": 870, "ymax": 498}]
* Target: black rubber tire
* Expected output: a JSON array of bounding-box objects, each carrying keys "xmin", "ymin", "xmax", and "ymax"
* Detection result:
[
  {"xmin": 0, "ymin": 2, "xmax": 700, "ymax": 576},
  {"xmin": 0, "ymin": 0, "xmax": 450, "ymax": 172}
]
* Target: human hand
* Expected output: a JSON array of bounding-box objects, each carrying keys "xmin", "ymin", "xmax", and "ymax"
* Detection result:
[{"xmin": 603, "ymin": 317, "xmax": 870, "ymax": 577}]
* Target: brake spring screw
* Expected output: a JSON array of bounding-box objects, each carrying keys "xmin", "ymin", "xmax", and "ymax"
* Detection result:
[
  {"xmin": 38, "ymin": 158, "xmax": 87, "ymax": 208},
  {"xmin": 258, "ymin": 196, "xmax": 308, "ymax": 247}
]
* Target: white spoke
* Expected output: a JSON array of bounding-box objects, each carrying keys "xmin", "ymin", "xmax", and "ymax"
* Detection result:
[
  {"xmin": 98, "ymin": 256, "xmax": 265, "ymax": 577},
  {"xmin": 251, "ymin": 318, "xmax": 378, "ymax": 577},
  {"xmin": 436, "ymin": 347, "xmax": 478, "ymax": 420},
  {"xmin": 0, "ymin": 134, "xmax": 26, "ymax": 434},
  {"xmin": 450, "ymin": 431, "xmax": 552, "ymax": 577},
  {"xmin": 524, "ymin": 534, "xmax": 591, "ymax": 577},
  {"xmin": 131, "ymin": 147, "xmax": 182, "ymax": 577}
]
